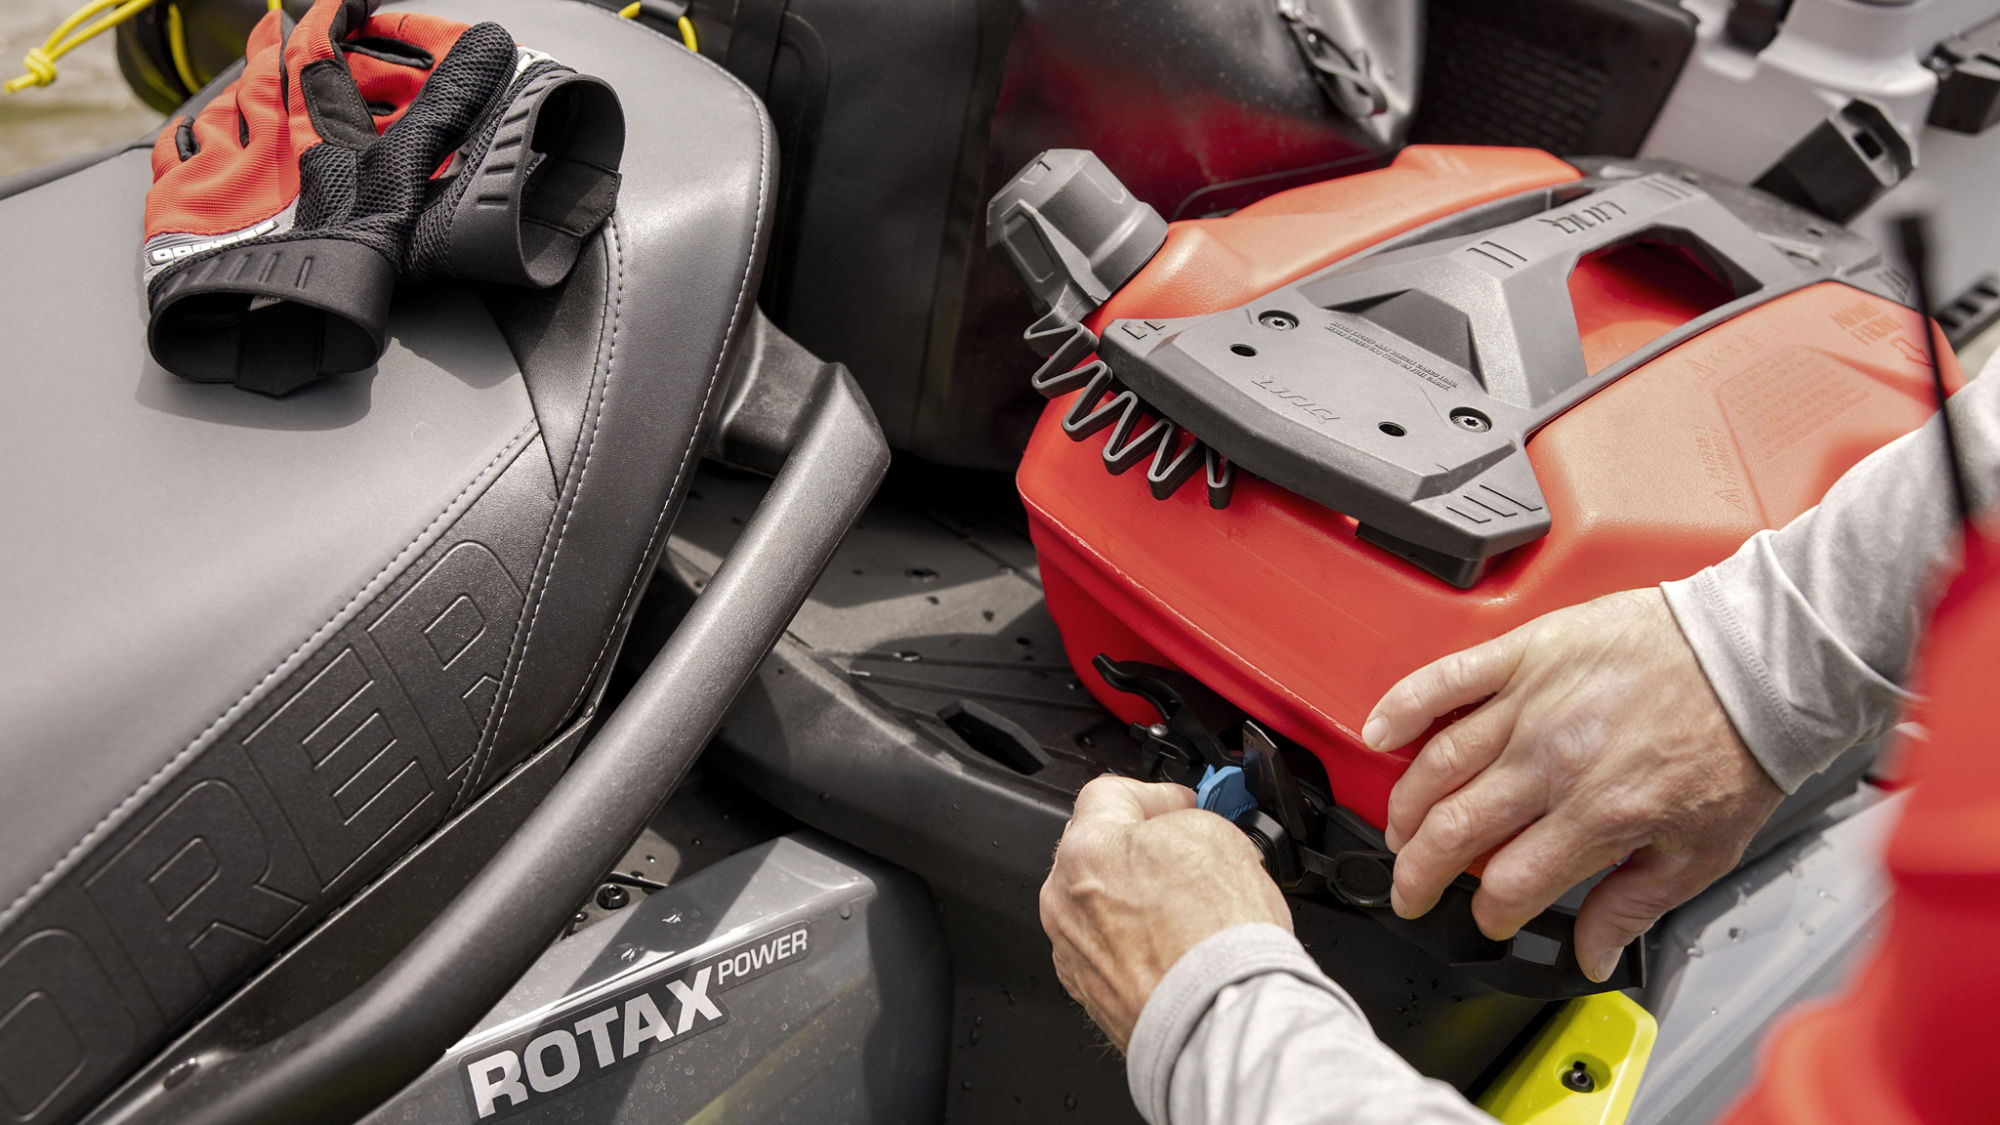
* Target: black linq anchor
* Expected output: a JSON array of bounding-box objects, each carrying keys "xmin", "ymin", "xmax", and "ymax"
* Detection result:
[
  {"xmin": 1308, "ymin": 818, "xmax": 1647, "ymax": 1000},
  {"xmin": 1093, "ymin": 654, "xmax": 1644, "ymax": 999}
]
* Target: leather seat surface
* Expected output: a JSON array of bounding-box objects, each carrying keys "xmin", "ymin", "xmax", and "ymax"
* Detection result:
[{"xmin": 0, "ymin": 4, "xmax": 773, "ymax": 1121}]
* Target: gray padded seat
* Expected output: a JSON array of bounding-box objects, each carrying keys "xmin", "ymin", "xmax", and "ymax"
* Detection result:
[{"xmin": 0, "ymin": 4, "xmax": 773, "ymax": 1121}]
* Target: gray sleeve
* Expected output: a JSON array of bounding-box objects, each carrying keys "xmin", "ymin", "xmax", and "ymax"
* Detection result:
[
  {"xmin": 1127, "ymin": 923, "xmax": 1492, "ymax": 1125},
  {"xmin": 1660, "ymin": 360, "xmax": 2000, "ymax": 793}
]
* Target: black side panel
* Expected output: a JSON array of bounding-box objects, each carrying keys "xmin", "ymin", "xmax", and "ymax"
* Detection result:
[
  {"xmin": 706, "ymin": 0, "xmax": 1013, "ymax": 464},
  {"xmin": 1412, "ymin": 0, "xmax": 1695, "ymax": 156},
  {"xmin": 738, "ymin": 6, "xmax": 832, "ymax": 323}
]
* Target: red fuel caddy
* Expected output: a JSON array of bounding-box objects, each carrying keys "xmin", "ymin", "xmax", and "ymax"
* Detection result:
[{"xmin": 997, "ymin": 145, "xmax": 1952, "ymax": 836}]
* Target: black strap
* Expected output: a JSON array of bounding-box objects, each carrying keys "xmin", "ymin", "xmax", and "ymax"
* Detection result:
[
  {"xmin": 442, "ymin": 70, "xmax": 625, "ymax": 288},
  {"xmin": 147, "ymin": 236, "xmax": 397, "ymax": 394},
  {"xmin": 723, "ymin": 0, "xmax": 792, "ymax": 97}
]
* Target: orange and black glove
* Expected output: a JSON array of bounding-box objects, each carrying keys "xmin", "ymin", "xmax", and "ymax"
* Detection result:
[
  {"xmin": 144, "ymin": 0, "xmax": 512, "ymax": 393},
  {"xmin": 351, "ymin": 10, "xmax": 624, "ymax": 290},
  {"xmin": 144, "ymin": 0, "xmax": 623, "ymax": 394}
]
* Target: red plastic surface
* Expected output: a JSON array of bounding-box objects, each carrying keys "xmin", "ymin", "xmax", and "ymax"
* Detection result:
[
  {"xmin": 1019, "ymin": 145, "xmax": 1957, "ymax": 830},
  {"xmin": 1725, "ymin": 533, "xmax": 2000, "ymax": 1125}
]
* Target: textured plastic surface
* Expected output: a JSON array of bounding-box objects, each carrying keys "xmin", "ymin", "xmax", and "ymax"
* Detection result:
[
  {"xmin": 1411, "ymin": 0, "xmax": 1696, "ymax": 156},
  {"xmin": 1019, "ymin": 145, "xmax": 1956, "ymax": 832},
  {"xmin": 1936, "ymin": 270, "xmax": 2000, "ymax": 348},
  {"xmin": 1477, "ymin": 992, "xmax": 1656, "ymax": 1125}
]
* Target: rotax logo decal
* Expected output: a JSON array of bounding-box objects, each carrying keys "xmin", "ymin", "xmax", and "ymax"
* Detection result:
[{"xmin": 462, "ymin": 924, "xmax": 812, "ymax": 1119}]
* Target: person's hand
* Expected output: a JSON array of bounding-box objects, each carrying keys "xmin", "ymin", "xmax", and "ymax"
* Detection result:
[
  {"xmin": 1040, "ymin": 775, "xmax": 1290, "ymax": 1051},
  {"xmin": 1361, "ymin": 587, "xmax": 1784, "ymax": 982}
]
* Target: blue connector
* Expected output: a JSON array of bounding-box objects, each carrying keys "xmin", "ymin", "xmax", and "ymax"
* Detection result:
[{"xmin": 1196, "ymin": 765, "xmax": 1257, "ymax": 824}]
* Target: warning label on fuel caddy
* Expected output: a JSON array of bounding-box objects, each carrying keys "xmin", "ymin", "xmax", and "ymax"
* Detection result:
[{"xmin": 461, "ymin": 924, "xmax": 813, "ymax": 1119}]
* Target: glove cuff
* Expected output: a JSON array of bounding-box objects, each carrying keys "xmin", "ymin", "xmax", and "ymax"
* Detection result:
[
  {"xmin": 443, "ymin": 68, "xmax": 625, "ymax": 288},
  {"xmin": 146, "ymin": 236, "xmax": 398, "ymax": 395}
]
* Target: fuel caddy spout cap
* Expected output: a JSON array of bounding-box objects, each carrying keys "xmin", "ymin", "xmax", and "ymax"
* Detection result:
[{"xmin": 988, "ymin": 149, "xmax": 1167, "ymax": 327}]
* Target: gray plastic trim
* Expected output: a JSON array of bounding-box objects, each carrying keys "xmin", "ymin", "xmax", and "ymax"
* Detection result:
[
  {"xmin": 1098, "ymin": 160, "xmax": 1899, "ymax": 584},
  {"xmin": 1630, "ymin": 789, "xmax": 1900, "ymax": 1124},
  {"xmin": 363, "ymin": 832, "xmax": 948, "ymax": 1123}
]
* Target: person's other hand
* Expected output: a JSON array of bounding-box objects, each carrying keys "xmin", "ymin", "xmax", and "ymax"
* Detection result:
[
  {"xmin": 1040, "ymin": 775, "xmax": 1290, "ymax": 1051},
  {"xmin": 1361, "ymin": 587, "xmax": 1784, "ymax": 982}
]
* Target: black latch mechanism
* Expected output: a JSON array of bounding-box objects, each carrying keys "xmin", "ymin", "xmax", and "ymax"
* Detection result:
[{"xmin": 1096, "ymin": 655, "xmax": 1646, "ymax": 1000}]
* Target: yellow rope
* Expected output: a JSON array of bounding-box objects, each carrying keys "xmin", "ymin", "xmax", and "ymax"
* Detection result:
[
  {"xmin": 8, "ymin": 0, "xmax": 677, "ymax": 100},
  {"xmin": 618, "ymin": 2, "xmax": 699, "ymax": 52},
  {"xmin": 6, "ymin": 0, "xmax": 158, "ymax": 94},
  {"xmin": 164, "ymin": 4, "xmax": 203, "ymax": 94}
]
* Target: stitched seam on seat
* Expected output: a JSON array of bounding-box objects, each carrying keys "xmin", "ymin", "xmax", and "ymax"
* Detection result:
[
  {"xmin": 558, "ymin": 60, "xmax": 773, "ymax": 724},
  {"xmin": 456, "ymin": 213, "xmax": 627, "ymax": 807},
  {"xmin": 456, "ymin": 220, "xmax": 624, "ymax": 803},
  {"xmin": 0, "ymin": 419, "xmax": 540, "ymax": 935}
]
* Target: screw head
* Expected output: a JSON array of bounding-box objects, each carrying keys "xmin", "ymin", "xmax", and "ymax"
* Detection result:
[
  {"xmin": 1258, "ymin": 310, "xmax": 1299, "ymax": 330},
  {"xmin": 1450, "ymin": 408, "xmax": 1492, "ymax": 433},
  {"xmin": 1561, "ymin": 1060, "xmax": 1596, "ymax": 1093},
  {"xmin": 596, "ymin": 884, "xmax": 631, "ymax": 910}
]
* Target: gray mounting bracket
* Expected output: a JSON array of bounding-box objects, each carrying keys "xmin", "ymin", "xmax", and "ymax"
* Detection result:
[{"xmin": 1099, "ymin": 159, "xmax": 1898, "ymax": 585}]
